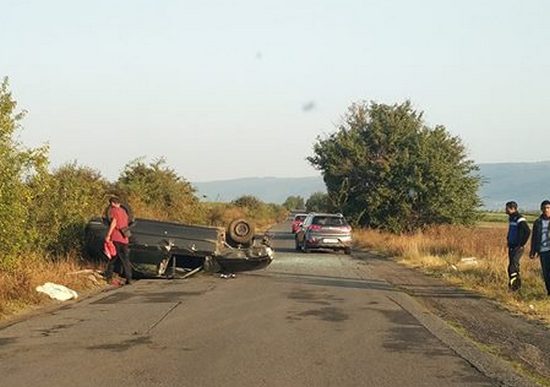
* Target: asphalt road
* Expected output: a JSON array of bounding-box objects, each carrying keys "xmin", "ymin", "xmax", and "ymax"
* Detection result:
[{"xmin": 0, "ymin": 222, "xmax": 498, "ymax": 386}]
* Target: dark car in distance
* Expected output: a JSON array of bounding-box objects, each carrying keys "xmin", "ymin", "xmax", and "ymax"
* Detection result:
[{"xmin": 295, "ymin": 213, "xmax": 352, "ymax": 255}]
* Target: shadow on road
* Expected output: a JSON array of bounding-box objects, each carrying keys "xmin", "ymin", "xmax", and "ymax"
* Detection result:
[
  {"xmin": 249, "ymin": 271, "xmax": 395, "ymax": 292},
  {"xmin": 252, "ymin": 269, "xmax": 483, "ymax": 300},
  {"xmin": 267, "ymin": 231, "xmax": 295, "ymax": 241},
  {"xmin": 0, "ymin": 337, "xmax": 18, "ymax": 346}
]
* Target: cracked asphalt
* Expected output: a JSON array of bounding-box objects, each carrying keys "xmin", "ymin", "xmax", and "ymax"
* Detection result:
[{"xmin": 0, "ymin": 222, "xmax": 525, "ymax": 386}]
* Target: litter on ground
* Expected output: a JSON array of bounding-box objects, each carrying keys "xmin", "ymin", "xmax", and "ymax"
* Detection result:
[
  {"xmin": 36, "ymin": 282, "xmax": 78, "ymax": 301},
  {"xmin": 459, "ymin": 257, "xmax": 478, "ymax": 265}
]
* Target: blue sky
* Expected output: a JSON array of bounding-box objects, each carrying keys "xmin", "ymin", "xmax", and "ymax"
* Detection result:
[{"xmin": 1, "ymin": 0, "xmax": 549, "ymax": 181}]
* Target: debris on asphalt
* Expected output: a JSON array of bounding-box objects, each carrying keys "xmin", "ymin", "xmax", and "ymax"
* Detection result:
[
  {"xmin": 36, "ymin": 282, "xmax": 78, "ymax": 301},
  {"xmin": 181, "ymin": 266, "xmax": 203, "ymax": 279},
  {"xmin": 220, "ymin": 273, "xmax": 236, "ymax": 279}
]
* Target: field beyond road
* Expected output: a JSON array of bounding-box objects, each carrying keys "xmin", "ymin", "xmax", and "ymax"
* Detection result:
[{"xmin": 353, "ymin": 222, "xmax": 550, "ymax": 325}]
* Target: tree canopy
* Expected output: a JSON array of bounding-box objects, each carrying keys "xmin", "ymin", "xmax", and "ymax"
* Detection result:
[
  {"xmin": 116, "ymin": 158, "xmax": 203, "ymax": 223},
  {"xmin": 282, "ymin": 195, "xmax": 305, "ymax": 210},
  {"xmin": 305, "ymin": 192, "xmax": 331, "ymax": 213},
  {"xmin": 307, "ymin": 101, "xmax": 481, "ymax": 232}
]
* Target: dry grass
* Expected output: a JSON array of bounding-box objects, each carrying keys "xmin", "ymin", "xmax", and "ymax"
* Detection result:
[
  {"xmin": 354, "ymin": 225, "xmax": 550, "ymax": 323},
  {"xmin": 0, "ymin": 253, "xmax": 104, "ymax": 319}
]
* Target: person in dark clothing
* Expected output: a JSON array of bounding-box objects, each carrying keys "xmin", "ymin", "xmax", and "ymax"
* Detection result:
[
  {"xmin": 505, "ymin": 201, "xmax": 530, "ymax": 291},
  {"xmin": 529, "ymin": 200, "xmax": 550, "ymax": 296},
  {"xmin": 104, "ymin": 197, "xmax": 133, "ymax": 285}
]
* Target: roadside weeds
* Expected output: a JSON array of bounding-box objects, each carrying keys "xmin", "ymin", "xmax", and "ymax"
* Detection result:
[
  {"xmin": 0, "ymin": 254, "xmax": 106, "ymax": 321},
  {"xmin": 353, "ymin": 226, "xmax": 550, "ymax": 324}
]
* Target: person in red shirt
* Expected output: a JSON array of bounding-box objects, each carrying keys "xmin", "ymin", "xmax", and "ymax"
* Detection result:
[{"xmin": 104, "ymin": 197, "xmax": 133, "ymax": 285}]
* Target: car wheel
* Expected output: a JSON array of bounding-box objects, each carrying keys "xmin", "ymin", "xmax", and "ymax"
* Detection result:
[
  {"xmin": 344, "ymin": 247, "xmax": 352, "ymax": 255},
  {"xmin": 227, "ymin": 218, "xmax": 255, "ymax": 246}
]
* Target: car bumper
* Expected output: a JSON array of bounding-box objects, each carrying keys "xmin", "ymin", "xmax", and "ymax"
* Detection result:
[{"xmin": 305, "ymin": 235, "xmax": 352, "ymax": 249}]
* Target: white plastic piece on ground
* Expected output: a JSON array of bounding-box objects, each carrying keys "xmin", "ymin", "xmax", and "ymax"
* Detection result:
[
  {"xmin": 36, "ymin": 282, "xmax": 78, "ymax": 301},
  {"xmin": 459, "ymin": 257, "xmax": 478, "ymax": 265}
]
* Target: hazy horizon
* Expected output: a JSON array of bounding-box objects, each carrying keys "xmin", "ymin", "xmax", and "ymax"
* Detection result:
[{"xmin": 2, "ymin": 0, "xmax": 549, "ymax": 181}]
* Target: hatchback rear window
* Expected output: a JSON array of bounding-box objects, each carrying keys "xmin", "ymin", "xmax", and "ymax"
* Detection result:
[
  {"xmin": 294, "ymin": 215, "xmax": 307, "ymax": 221},
  {"xmin": 312, "ymin": 216, "xmax": 347, "ymax": 226}
]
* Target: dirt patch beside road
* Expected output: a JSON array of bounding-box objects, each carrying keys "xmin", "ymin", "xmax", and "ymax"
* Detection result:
[{"xmin": 356, "ymin": 250, "xmax": 550, "ymax": 384}]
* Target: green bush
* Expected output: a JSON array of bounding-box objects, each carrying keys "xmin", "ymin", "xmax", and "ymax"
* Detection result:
[
  {"xmin": 115, "ymin": 158, "xmax": 207, "ymax": 224},
  {"xmin": 0, "ymin": 77, "xmax": 49, "ymax": 267},
  {"xmin": 27, "ymin": 162, "xmax": 110, "ymax": 254}
]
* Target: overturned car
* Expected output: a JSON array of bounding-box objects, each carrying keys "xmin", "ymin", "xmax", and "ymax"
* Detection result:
[{"xmin": 84, "ymin": 216, "xmax": 274, "ymax": 278}]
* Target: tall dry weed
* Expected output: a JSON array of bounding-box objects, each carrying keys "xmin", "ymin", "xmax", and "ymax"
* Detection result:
[
  {"xmin": 354, "ymin": 225, "xmax": 550, "ymax": 322},
  {"xmin": 0, "ymin": 253, "xmax": 102, "ymax": 318}
]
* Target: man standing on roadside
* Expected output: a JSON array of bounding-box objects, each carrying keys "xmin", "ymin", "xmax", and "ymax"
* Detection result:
[
  {"xmin": 529, "ymin": 200, "xmax": 550, "ymax": 296},
  {"xmin": 104, "ymin": 197, "xmax": 133, "ymax": 285},
  {"xmin": 505, "ymin": 201, "xmax": 530, "ymax": 291}
]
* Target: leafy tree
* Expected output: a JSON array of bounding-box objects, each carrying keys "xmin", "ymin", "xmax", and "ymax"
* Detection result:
[
  {"xmin": 116, "ymin": 158, "xmax": 205, "ymax": 223},
  {"xmin": 0, "ymin": 77, "xmax": 49, "ymax": 265},
  {"xmin": 27, "ymin": 162, "xmax": 110, "ymax": 253},
  {"xmin": 308, "ymin": 101, "xmax": 481, "ymax": 232},
  {"xmin": 232, "ymin": 195, "xmax": 262, "ymax": 210},
  {"xmin": 305, "ymin": 192, "xmax": 331, "ymax": 213},
  {"xmin": 282, "ymin": 195, "xmax": 305, "ymax": 210}
]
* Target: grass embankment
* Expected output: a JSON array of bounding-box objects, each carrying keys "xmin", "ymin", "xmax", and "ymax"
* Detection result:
[
  {"xmin": 354, "ymin": 223, "xmax": 550, "ymax": 323},
  {"xmin": 0, "ymin": 255, "xmax": 103, "ymax": 319}
]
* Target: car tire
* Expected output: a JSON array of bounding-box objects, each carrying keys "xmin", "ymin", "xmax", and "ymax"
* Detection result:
[
  {"xmin": 344, "ymin": 247, "xmax": 352, "ymax": 255},
  {"xmin": 227, "ymin": 218, "xmax": 255, "ymax": 246}
]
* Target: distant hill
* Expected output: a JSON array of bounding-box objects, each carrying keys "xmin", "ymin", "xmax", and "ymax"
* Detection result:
[
  {"xmin": 193, "ymin": 161, "xmax": 550, "ymax": 211},
  {"xmin": 478, "ymin": 161, "xmax": 550, "ymax": 211},
  {"xmin": 193, "ymin": 176, "xmax": 326, "ymax": 204}
]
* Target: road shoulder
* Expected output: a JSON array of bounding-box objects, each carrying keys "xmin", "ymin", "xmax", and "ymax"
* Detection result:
[{"xmin": 356, "ymin": 250, "xmax": 550, "ymax": 385}]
